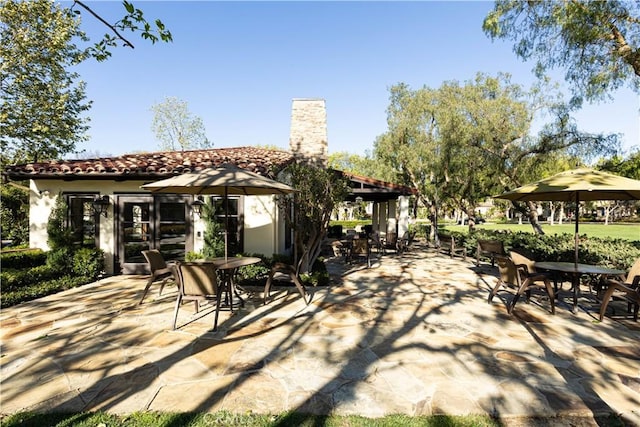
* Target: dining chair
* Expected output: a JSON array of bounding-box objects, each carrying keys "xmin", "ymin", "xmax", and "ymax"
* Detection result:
[
  {"xmin": 173, "ymin": 262, "xmax": 223, "ymax": 331},
  {"xmin": 349, "ymin": 237, "xmax": 371, "ymax": 267},
  {"xmin": 368, "ymin": 231, "xmax": 384, "ymax": 255},
  {"xmin": 140, "ymin": 249, "xmax": 178, "ymax": 305},
  {"xmin": 599, "ymin": 258, "xmax": 640, "ymax": 322},
  {"xmin": 264, "ymin": 262, "xmax": 309, "ymax": 305},
  {"xmin": 488, "ymin": 254, "xmax": 555, "ymax": 315}
]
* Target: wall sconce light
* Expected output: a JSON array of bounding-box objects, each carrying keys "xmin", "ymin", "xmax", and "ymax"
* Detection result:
[
  {"xmin": 92, "ymin": 195, "xmax": 110, "ymax": 218},
  {"xmin": 191, "ymin": 196, "xmax": 205, "ymax": 216},
  {"xmin": 355, "ymin": 196, "xmax": 364, "ymax": 204}
]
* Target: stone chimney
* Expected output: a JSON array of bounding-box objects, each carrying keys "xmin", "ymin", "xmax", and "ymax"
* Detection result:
[{"xmin": 289, "ymin": 98, "xmax": 327, "ymax": 167}]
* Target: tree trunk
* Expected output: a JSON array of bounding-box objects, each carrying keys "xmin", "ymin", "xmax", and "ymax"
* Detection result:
[
  {"xmin": 527, "ymin": 201, "xmax": 545, "ymax": 235},
  {"xmin": 467, "ymin": 208, "xmax": 476, "ymax": 233},
  {"xmin": 549, "ymin": 202, "xmax": 556, "ymax": 225}
]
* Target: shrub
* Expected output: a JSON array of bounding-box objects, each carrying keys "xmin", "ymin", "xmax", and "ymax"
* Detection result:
[
  {"xmin": 0, "ymin": 264, "xmax": 61, "ymax": 291},
  {"xmin": 0, "ymin": 249, "xmax": 47, "ymax": 269},
  {"xmin": 72, "ymin": 247, "xmax": 105, "ymax": 280},
  {"xmin": 46, "ymin": 194, "xmax": 74, "ymax": 250},
  {"xmin": 461, "ymin": 229, "xmax": 640, "ymax": 271},
  {"xmin": 46, "ymin": 247, "xmax": 75, "ymax": 274},
  {"xmin": 1, "ymin": 275, "xmax": 91, "ymax": 308}
]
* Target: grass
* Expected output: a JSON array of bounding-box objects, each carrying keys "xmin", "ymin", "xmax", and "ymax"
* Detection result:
[
  {"xmin": 444, "ymin": 222, "xmax": 640, "ymax": 241},
  {"xmin": 0, "ymin": 412, "xmax": 503, "ymax": 427},
  {"xmin": 0, "ymin": 412, "xmax": 627, "ymax": 427}
]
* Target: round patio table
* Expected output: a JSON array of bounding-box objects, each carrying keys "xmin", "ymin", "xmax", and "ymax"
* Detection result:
[
  {"xmin": 534, "ymin": 261, "xmax": 624, "ymax": 313},
  {"xmin": 208, "ymin": 257, "xmax": 262, "ymax": 309}
]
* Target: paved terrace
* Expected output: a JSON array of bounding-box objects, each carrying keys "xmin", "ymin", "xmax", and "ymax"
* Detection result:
[{"xmin": 1, "ymin": 243, "xmax": 639, "ymax": 425}]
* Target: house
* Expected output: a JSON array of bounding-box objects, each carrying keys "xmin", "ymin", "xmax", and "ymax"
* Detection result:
[{"xmin": 3, "ymin": 99, "xmax": 414, "ymax": 275}]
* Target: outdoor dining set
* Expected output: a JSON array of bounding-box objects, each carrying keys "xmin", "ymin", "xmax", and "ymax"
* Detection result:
[{"xmin": 140, "ymin": 249, "xmax": 309, "ymax": 332}]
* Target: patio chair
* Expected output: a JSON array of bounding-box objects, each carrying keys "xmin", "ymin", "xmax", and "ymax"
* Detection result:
[
  {"xmin": 598, "ymin": 258, "xmax": 640, "ymax": 322},
  {"xmin": 173, "ymin": 262, "xmax": 224, "ymax": 331},
  {"xmin": 476, "ymin": 239, "xmax": 505, "ymax": 267},
  {"xmin": 368, "ymin": 231, "xmax": 384, "ymax": 255},
  {"xmin": 348, "ymin": 237, "xmax": 371, "ymax": 267},
  {"xmin": 510, "ymin": 250, "xmax": 559, "ymax": 294},
  {"xmin": 437, "ymin": 233, "xmax": 466, "ymax": 260},
  {"xmin": 488, "ymin": 254, "xmax": 555, "ymax": 315},
  {"xmin": 397, "ymin": 230, "xmax": 416, "ymax": 254},
  {"xmin": 264, "ymin": 262, "xmax": 309, "ymax": 305},
  {"xmin": 140, "ymin": 249, "xmax": 178, "ymax": 305},
  {"xmin": 382, "ymin": 232, "xmax": 400, "ymax": 255}
]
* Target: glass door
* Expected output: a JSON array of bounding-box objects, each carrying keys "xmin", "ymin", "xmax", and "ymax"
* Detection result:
[
  {"xmin": 117, "ymin": 195, "xmax": 192, "ymax": 274},
  {"xmin": 119, "ymin": 196, "xmax": 153, "ymax": 273}
]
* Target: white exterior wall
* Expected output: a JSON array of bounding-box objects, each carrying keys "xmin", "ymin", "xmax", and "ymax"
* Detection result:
[
  {"xmin": 30, "ymin": 179, "xmax": 146, "ymax": 274},
  {"xmin": 28, "ymin": 179, "xmax": 287, "ymax": 274},
  {"xmin": 243, "ymin": 195, "xmax": 279, "ymax": 256}
]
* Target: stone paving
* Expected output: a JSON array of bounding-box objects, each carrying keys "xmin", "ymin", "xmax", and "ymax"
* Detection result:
[{"xmin": 1, "ymin": 243, "xmax": 639, "ymax": 425}]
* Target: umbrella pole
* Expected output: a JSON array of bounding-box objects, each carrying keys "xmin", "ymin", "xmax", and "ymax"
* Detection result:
[
  {"xmin": 224, "ymin": 188, "xmax": 229, "ymax": 262},
  {"xmin": 574, "ymin": 193, "xmax": 579, "ymax": 267}
]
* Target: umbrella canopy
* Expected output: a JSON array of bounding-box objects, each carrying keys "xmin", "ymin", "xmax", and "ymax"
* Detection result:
[
  {"xmin": 141, "ymin": 163, "xmax": 296, "ymax": 260},
  {"xmin": 496, "ymin": 168, "xmax": 640, "ymax": 265},
  {"xmin": 140, "ymin": 163, "xmax": 296, "ymax": 196},
  {"xmin": 496, "ymin": 168, "xmax": 640, "ymax": 202}
]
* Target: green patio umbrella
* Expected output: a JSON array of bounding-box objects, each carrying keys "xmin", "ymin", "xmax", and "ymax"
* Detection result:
[{"xmin": 496, "ymin": 168, "xmax": 640, "ymax": 264}]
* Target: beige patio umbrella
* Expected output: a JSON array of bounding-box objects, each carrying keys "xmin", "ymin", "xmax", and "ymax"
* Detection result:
[
  {"xmin": 141, "ymin": 163, "xmax": 296, "ymax": 260},
  {"xmin": 496, "ymin": 168, "xmax": 640, "ymax": 264}
]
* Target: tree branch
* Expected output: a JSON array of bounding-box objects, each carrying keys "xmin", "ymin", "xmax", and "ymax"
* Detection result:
[{"xmin": 73, "ymin": 1, "xmax": 135, "ymax": 49}]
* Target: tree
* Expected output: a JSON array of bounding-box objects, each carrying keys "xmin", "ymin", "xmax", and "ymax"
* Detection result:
[
  {"xmin": 276, "ymin": 163, "xmax": 351, "ymax": 275},
  {"xmin": 597, "ymin": 149, "xmax": 640, "ymax": 222},
  {"xmin": 0, "ymin": 184, "xmax": 29, "ymax": 245},
  {"xmin": 1, "ymin": 0, "xmax": 91, "ymax": 165},
  {"xmin": 374, "ymin": 73, "xmax": 616, "ymax": 235},
  {"xmin": 151, "ymin": 97, "xmax": 212, "ymax": 151},
  {"xmin": 1, "ymin": 0, "xmax": 172, "ymax": 167},
  {"xmin": 483, "ymin": 1, "xmax": 640, "ymax": 105},
  {"xmin": 328, "ymin": 151, "xmax": 396, "ymax": 183},
  {"xmin": 200, "ymin": 198, "xmax": 225, "ymax": 259}
]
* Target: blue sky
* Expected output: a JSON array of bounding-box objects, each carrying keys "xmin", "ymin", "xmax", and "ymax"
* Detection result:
[{"xmin": 72, "ymin": 1, "xmax": 639, "ymax": 159}]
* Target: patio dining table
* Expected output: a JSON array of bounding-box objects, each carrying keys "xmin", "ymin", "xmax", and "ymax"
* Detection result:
[
  {"xmin": 534, "ymin": 261, "xmax": 624, "ymax": 313},
  {"xmin": 207, "ymin": 256, "xmax": 262, "ymax": 310}
]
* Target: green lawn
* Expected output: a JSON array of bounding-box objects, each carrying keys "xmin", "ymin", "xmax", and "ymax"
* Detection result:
[
  {"xmin": 0, "ymin": 411, "xmax": 626, "ymax": 427},
  {"xmin": 444, "ymin": 222, "xmax": 640, "ymax": 241}
]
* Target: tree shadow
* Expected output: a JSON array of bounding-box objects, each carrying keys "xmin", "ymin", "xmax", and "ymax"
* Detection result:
[{"xmin": 1, "ymin": 250, "xmax": 638, "ymax": 426}]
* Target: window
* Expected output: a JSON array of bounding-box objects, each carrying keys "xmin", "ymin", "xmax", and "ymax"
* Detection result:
[
  {"xmin": 210, "ymin": 196, "xmax": 243, "ymax": 255},
  {"xmin": 67, "ymin": 194, "xmax": 99, "ymax": 248}
]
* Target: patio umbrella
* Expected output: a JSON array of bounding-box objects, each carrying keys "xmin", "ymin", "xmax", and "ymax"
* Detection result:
[
  {"xmin": 141, "ymin": 163, "xmax": 296, "ymax": 260},
  {"xmin": 496, "ymin": 168, "xmax": 640, "ymax": 264}
]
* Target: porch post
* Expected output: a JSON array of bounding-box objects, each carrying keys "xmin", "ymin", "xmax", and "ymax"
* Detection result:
[
  {"xmin": 387, "ymin": 200, "xmax": 397, "ymax": 237},
  {"xmin": 398, "ymin": 196, "xmax": 409, "ymax": 237},
  {"xmin": 372, "ymin": 203, "xmax": 380, "ymax": 233}
]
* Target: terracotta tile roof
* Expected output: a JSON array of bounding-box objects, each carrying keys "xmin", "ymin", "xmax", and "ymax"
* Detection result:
[{"xmin": 3, "ymin": 147, "xmax": 296, "ymax": 180}]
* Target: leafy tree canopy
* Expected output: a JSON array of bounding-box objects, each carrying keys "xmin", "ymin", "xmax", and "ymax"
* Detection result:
[
  {"xmin": 374, "ymin": 73, "xmax": 617, "ymax": 233},
  {"xmin": 151, "ymin": 97, "xmax": 212, "ymax": 151},
  {"xmin": 1, "ymin": 0, "xmax": 91, "ymax": 165},
  {"xmin": 483, "ymin": 0, "xmax": 640, "ymax": 105},
  {"xmin": 0, "ymin": 0, "xmax": 172, "ymax": 167},
  {"xmin": 328, "ymin": 151, "xmax": 396, "ymax": 183}
]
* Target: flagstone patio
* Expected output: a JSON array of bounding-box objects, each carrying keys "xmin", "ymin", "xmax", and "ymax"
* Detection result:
[{"xmin": 1, "ymin": 243, "xmax": 639, "ymax": 425}]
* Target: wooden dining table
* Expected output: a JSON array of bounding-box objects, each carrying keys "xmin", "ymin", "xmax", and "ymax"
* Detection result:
[
  {"xmin": 534, "ymin": 261, "xmax": 625, "ymax": 313},
  {"xmin": 207, "ymin": 256, "xmax": 262, "ymax": 310}
]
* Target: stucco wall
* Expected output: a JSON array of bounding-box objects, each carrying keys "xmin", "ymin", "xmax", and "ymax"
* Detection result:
[{"xmin": 28, "ymin": 179, "xmax": 288, "ymax": 274}]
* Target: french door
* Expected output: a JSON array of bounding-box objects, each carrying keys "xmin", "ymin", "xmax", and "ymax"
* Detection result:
[{"xmin": 117, "ymin": 195, "xmax": 192, "ymax": 274}]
